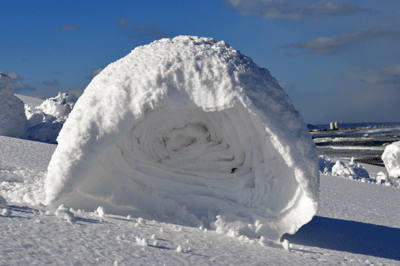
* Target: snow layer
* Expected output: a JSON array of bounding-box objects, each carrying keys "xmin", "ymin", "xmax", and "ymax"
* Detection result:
[
  {"xmin": 45, "ymin": 36, "xmax": 319, "ymax": 241},
  {"xmin": 0, "ymin": 74, "xmax": 26, "ymax": 138}
]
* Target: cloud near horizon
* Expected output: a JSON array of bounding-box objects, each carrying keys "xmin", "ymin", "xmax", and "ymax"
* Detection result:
[
  {"xmin": 6, "ymin": 72, "xmax": 22, "ymax": 80},
  {"xmin": 14, "ymin": 81, "xmax": 37, "ymax": 93},
  {"xmin": 117, "ymin": 17, "xmax": 168, "ymax": 39},
  {"xmin": 53, "ymin": 24, "xmax": 79, "ymax": 31},
  {"xmin": 281, "ymin": 26, "xmax": 398, "ymax": 54},
  {"xmin": 226, "ymin": 0, "xmax": 372, "ymax": 20},
  {"xmin": 349, "ymin": 64, "xmax": 400, "ymax": 85}
]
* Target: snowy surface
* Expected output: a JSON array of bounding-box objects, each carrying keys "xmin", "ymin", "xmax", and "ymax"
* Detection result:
[
  {"xmin": 382, "ymin": 141, "xmax": 400, "ymax": 178},
  {"xmin": 45, "ymin": 36, "xmax": 319, "ymax": 242},
  {"xmin": 15, "ymin": 94, "xmax": 45, "ymax": 107},
  {"xmin": 0, "ymin": 74, "xmax": 26, "ymax": 138},
  {"xmin": 1, "ymin": 135, "xmax": 400, "ymax": 265}
]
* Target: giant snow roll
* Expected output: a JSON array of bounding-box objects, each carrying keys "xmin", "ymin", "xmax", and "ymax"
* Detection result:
[{"xmin": 45, "ymin": 36, "xmax": 319, "ymax": 241}]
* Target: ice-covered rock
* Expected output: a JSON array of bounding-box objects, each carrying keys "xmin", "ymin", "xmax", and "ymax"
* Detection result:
[
  {"xmin": 382, "ymin": 141, "xmax": 400, "ymax": 177},
  {"xmin": 0, "ymin": 74, "xmax": 27, "ymax": 138},
  {"xmin": 45, "ymin": 36, "xmax": 319, "ymax": 241}
]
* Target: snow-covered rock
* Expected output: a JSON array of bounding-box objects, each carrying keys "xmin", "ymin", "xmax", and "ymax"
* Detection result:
[
  {"xmin": 0, "ymin": 74, "xmax": 27, "ymax": 138},
  {"xmin": 45, "ymin": 36, "xmax": 319, "ymax": 241},
  {"xmin": 25, "ymin": 92, "xmax": 74, "ymax": 143},
  {"xmin": 382, "ymin": 141, "xmax": 400, "ymax": 177}
]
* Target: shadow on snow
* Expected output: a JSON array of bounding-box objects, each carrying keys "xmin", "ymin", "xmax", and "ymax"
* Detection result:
[{"xmin": 282, "ymin": 216, "xmax": 400, "ymax": 261}]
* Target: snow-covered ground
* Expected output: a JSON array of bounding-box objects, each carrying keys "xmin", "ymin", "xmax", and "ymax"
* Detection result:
[
  {"xmin": 15, "ymin": 94, "xmax": 45, "ymax": 107},
  {"xmin": 1, "ymin": 135, "xmax": 400, "ymax": 265}
]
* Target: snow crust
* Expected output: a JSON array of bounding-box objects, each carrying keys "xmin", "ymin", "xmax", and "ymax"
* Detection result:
[
  {"xmin": 45, "ymin": 36, "xmax": 319, "ymax": 241},
  {"xmin": 382, "ymin": 141, "xmax": 400, "ymax": 177},
  {"xmin": 0, "ymin": 74, "xmax": 26, "ymax": 138}
]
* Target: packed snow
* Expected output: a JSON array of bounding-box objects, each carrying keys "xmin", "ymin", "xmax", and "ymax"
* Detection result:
[
  {"xmin": 382, "ymin": 141, "xmax": 400, "ymax": 178},
  {"xmin": 0, "ymin": 73, "xmax": 26, "ymax": 138},
  {"xmin": 45, "ymin": 36, "xmax": 319, "ymax": 242},
  {"xmin": 1, "ymin": 135, "xmax": 400, "ymax": 265}
]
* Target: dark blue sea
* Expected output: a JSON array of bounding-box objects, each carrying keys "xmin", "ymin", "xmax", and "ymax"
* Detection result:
[{"xmin": 307, "ymin": 122, "xmax": 400, "ymax": 131}]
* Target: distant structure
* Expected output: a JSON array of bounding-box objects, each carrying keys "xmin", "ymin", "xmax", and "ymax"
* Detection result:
[{"xmin": 330, "ymin": 121, "xmax": 339, "ymax": 130}]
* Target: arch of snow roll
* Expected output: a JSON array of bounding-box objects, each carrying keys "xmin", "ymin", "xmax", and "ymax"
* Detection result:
[{"xmin": 45, "ymin": 36, "xmax": 319, "ymax": 241}]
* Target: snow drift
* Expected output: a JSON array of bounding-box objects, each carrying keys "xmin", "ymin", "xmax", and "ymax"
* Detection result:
[
  {"xmin": 45, "ymin": 36, "xmax": 319, "ymax": 241},
  {"xmin": 382, "ymin": 141, "xmax": 400, "ymax": 177},
  {"xmin": 0, "ymin": 73, "xmax": 26, "ymax": 138}
]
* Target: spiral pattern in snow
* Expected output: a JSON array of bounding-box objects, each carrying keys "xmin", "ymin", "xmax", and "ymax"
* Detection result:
[{"xmin": 45, "ymin": 36, "xmax": 319, "ymax": 241}]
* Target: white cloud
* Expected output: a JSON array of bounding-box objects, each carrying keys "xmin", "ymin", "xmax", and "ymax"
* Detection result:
[
  {"xmin": 14, "ymin": 81, "xmax": 36, "ymax": 93},
  {"xmin": 349, "ymin": 64, "xmax": 400, "ymax": 85},
  {"xmin": 384, "ymin": 64, "xmax": 400, "ymax": 76},
  {"xmin": 227, "ymin": 0, "xmax": 372, "ymax": 20},
  {"xmin": 281, "ymin": 26, "xmax": 398, "ymax": 54},
  {"xmin": 6, "ymin": 72, "xmax": 22, "ymax": 80}
]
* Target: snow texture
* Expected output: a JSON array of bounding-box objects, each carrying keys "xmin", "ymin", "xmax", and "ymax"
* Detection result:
[
  {"xmin": 0, "ymin": 73, "xmax": 27, "ymax": 138},
  {"xmin": 2, "ymin": 136, "xmax": 400, "ymax": 265},
  {"xmin": 45, "ymin": 36, "xmax": 319, "ymax": 241},
  {"xmin": 382, "ymin": 141, "xmax": 400, "ymax": 177}
]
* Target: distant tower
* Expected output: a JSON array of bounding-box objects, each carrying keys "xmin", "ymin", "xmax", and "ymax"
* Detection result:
[
  {"xmin": 334, "ymin": 121, "xmax": 339, "ymax": 130},
  {"xmin": 330, "ymin": 122, "xmax": 335, "ymax": 130}
]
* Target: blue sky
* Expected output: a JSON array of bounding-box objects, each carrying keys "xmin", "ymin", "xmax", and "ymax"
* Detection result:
[{"xmin": 2, "ymin": 0, "xmax": 399, "ymax": 124}]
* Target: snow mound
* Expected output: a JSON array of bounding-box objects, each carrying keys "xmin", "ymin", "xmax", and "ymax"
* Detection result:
[
  {"xmin": 0, "ymin": 74, "xmax": 27, "ymax": 138},
  {"xmin": 25, "ymin": 92, "xmax": 74, "ymax": 143},
  {"xmin": 382, "ymin": 141, "xmax": 400, "ymax": 178},
  {"xmin": 45, "ymin": 36, "xmax": 319, "ymax": 241},
  {"xmin": 319, "ymin": 156, "xmax": 394, "ymax": 186}
]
